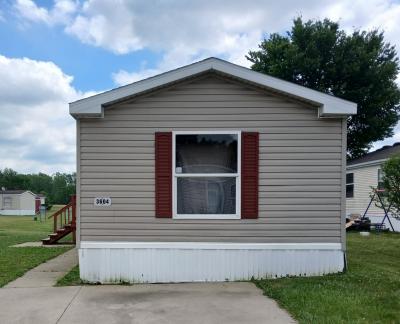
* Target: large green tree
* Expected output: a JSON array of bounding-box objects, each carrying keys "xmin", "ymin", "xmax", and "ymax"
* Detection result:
[{"xmin": 247, "ymin": 18, "xmax": 400, "ymax": 158}]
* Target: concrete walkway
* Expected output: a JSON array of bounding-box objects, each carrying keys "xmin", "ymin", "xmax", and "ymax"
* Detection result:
[
  {"xmin": 4, "ymin": 248, "xmax": 78, "ymax": 288},
  {"xmin": 12, "ymin": 241, "xmax": 73, "ymax": 248},
  {"xmin": 0, "ymin": 283, "xmax": 296, "ymax": 324}
]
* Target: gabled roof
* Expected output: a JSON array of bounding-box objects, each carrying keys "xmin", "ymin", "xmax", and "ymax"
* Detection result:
[
  {"xmin": 347, "ymin": 143, "xmax": 400, "ymax": 169},
  {"xmin": 0, "ymin": 190, "xmax": 37, "ymax": 196},
  {"xmin": 0, "ymin": 190, "xmax": 27, "ymax": 194},
  {"xmin": 69, "ymin": 57, "xmax": 357, "ymax": 119}
]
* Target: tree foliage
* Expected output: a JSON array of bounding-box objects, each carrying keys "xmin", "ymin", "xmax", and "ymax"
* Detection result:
[
  {"xmin": 0, "ymin": 168, "xmax": 75, "ymax": 204},
  {"xmin": 247, "ymin": 18, "xmax": 400, "ymax": 158},
  {"xmin": 379, "ymin": 155, "xmax": 400, "ymax": 218}
]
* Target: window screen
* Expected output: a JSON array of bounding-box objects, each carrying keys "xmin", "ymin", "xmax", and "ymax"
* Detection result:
[
  {"xmin": 174, "ymin": 133, "xmax": 239, "ymax": 217},
  {"xmin": 176, "ymin": 134, "xmax": 237, "ymax": 173}
]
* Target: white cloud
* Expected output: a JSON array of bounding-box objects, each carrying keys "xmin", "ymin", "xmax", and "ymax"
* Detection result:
[
  {"xmin": 62, "ymin": 0, "xmax": 397, "ymax": 87},
  {"xmin": 13, "ymin": 1, "xmax": 400, "ymax": 70},
  {"xmin": 0, "ymin": 55, "xmax": 90, "ymax": 174},
  {"xmin": 13, "ymin": 1, "xmax": 400, "ymax": 72},
  {"xmin": 10, "ymin": 0, "xmax": 400, "ymax": 151},
  {"xmin": 14, "ymin": 0, "xmax": 77, "ymax": 25},
  {"xmin": 112, "ymin": 67, "xmax": 160, "ymax": 86},
  {"xmin": 65, "ymin": 1, "xmax": 277, "ymax": 56},
  {"xmin": 66, "ymin": 2, "xmax": 142, "ymax": 54}
]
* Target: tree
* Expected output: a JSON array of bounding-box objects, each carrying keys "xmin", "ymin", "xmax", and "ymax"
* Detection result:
[
  {"xmin": 247, "ymin": 18, "xmax": 400, "ymax": 158},
  {"xmin": 52, "ymin": 173, "xmax": 69, "ymax": 204},
  {"xmin": 379, "ymin": 154, "xmax": 400, "ymax": 218},
  {"xmin": 26, "ymin": 172, "xmax": 53, "ymax": 197},
  {"xmin": 0, "ymin": 168, "xmax": 27, "ymax": 189},
  {"xmin": 0, "ymin": 168, "xmax": 76, "ymax": 204}
]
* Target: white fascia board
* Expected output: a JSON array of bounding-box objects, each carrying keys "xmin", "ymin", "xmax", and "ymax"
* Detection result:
[
  {"xmin": 80, "ymin": 241, "xmax": 342, "ymax": 250},
  {"xmin": 346, "ymin": 159, "xmax": 386, "ymax": 170},
  {"xmin": 1, "ymin": 191, "xmax": 29, "ymax": 196},
  {"xmin": 25, "ymin": 191, "xmax": 37, "ymax": 197},
  {"xmin": 69, "ymin": 59, "xmax": 216, "ymax": 118},
  {"xmin": 211, "ymin": 59, "xmax": 357, "ymax": 117},
  {"xmin": 69, "ymin": 57, "xmax": 357, "ymax": 118}
]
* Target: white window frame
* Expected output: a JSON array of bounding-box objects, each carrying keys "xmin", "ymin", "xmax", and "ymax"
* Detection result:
[
  {"xmin": 3, "ymin": 197, "xmax": 12, "ymax": 209},
  {"xmin": 172, "ymin": 130, "xmax": 241, "ymax": 220}
]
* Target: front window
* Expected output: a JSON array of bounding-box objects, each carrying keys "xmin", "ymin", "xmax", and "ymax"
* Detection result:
[{"xmin": 173, "ymin": 132, "xmax": 240, "ymax": 219}]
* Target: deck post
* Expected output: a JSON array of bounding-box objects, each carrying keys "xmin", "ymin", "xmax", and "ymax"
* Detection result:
[
  {"xmin": 53, "ymin": 214, "xmax": 57, "ymax": 233},
  {"xmin": 71, "ymin": 195, "xmax": 77, "ymax": 244}
]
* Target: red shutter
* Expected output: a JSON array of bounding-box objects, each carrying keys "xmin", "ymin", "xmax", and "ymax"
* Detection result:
[
  {"xmin": 241, "ymin": 132, "xmax": 259, "ymax": 219},
  {"xmin": 155, "ymin": 132, "xmax": 172, "ymax": 218}
]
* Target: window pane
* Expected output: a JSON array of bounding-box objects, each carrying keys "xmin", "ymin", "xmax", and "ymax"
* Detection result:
[
  {"xmin": 346, "ymin": 173, "xmax": 354, "ymax": 184},
  {"xmin": 177, "ymin": 177, "xmax": 236, "ymax": 214},
  {"xmin": 4, "ymin": 197, "xmax": 12, "ymax": 208},
  {"xmin": 346, "ymin": 184, "xmax": 354, "ymax": 198},
  {"xmin": 176, "ymin": 134, "xmax": 237, "ymax": 173},
  {"xmin": 378, "ymin": 169, "xmax": 384, "ymax": 190},
  {"xmin": 378, "ymin": 169, "xmax": 384, "ymax": 182}
]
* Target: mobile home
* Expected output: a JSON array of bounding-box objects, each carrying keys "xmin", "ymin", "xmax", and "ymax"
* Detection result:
[
  {"xmin": 70, "ymin": 58, "xmax": 357, "ymax": 283},
  {"xmin": 347, "ymin": 143, "xmax": 400, "ymax": 231},
  {"xmin": 0, "ymin": 190, "xmax": 41, "ymax": 215}
]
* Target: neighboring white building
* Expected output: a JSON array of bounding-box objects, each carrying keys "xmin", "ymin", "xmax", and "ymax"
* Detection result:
[
  {"xmin": 346, "ymin": 143, "xmax": 400, "ymax": 231},
  {"xmin": 0, "ymin": 190, "xmax": 42, "ymax": 216}
]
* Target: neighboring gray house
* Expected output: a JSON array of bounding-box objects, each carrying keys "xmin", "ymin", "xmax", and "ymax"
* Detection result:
[
  {"xmin": 347, "ymin": 143, "xmax": 400, "ymax": 231},
  {"xmin": 69, "ymin": 57, "xmax": 357, "ymax": 283},
  {"xmin": 0, "ymin": 190, "xmax": 41, "ymax": 215}
]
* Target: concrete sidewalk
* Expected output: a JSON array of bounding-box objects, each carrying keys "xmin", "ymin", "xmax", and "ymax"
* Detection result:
[
  {"xmin": 5, "ymin": 248, "xmax": 78, "ymax": 288},
  {"xmin": 0, "ymin": 283, "xmax": 296, "ymax": 324}
]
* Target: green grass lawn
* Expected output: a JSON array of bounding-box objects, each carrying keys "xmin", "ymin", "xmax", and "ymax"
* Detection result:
[
  {"xmin": 256, "ymin": 232, "xmax": 400, "ymax": 324},
  {"xmin": 0, "ymin": 206, "xmax": 72, "ymax": 287},
  {"xmin": 56, "ymin": 265, "xmax": 82, "ymax": 286}
]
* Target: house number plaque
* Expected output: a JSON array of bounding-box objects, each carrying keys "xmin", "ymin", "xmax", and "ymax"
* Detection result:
[{"xmin": 94, "ymin": 197, "xmax": 112, "ymax": 206}]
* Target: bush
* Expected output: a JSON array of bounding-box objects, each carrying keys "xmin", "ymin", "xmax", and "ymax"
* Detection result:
[{"xmin": 379, "ymin": 154, "xmax": 400, "ymax": 218}]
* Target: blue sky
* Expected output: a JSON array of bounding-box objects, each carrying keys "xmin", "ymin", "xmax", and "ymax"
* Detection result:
[
  {"xmin": 0, "ymin": 0, "xmax": 400, "ymax": 174},
  {"xmin": 0, "ymin": 1, "xmax": 160, "ymax": 92}
]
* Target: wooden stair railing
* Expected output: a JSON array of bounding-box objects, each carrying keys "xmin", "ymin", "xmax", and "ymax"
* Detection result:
[{"xmin": 42, "ymin": 195, "xmax": 76, "ymax": 245}]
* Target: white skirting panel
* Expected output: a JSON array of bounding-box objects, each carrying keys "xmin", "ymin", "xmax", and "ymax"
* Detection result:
[
  {"xmin": 79, "ymin": 242, "xmax": 345, "ymax": 283},
  {"xmin": 0, "ymin": 209, "xmax": 35, "ymax": 215}
]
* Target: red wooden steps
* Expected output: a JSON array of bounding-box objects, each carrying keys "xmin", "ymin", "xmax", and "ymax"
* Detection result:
[
  {"xmin": 42, "ymin": 195, "xmax": 76, "ymax": 245},
  {"xmin": 42, "ymin": 222, "xmax": 74, "ymax": 245}
]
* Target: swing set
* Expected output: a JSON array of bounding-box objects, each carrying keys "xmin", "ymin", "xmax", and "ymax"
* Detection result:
[{"xmin": 361, "ymin": 189, "xmax": 396, "ymax": 232}]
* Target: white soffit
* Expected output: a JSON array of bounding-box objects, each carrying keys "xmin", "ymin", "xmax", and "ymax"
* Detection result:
[{"xmin": 69, "ymin": 57, "xmax": 357, "ymax": 118}]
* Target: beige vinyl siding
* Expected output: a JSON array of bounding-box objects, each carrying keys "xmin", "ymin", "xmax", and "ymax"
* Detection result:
[
  {"xmin": 19, "ymin": 192, "xmax": 35, "ymax": 210},
  {"xmin": 346, "ymin": 164, "xmax": 383, "ymax": 216},
  {"xmin": 79, "ymin": 74, "xmax": 344, "ymax": 243}
]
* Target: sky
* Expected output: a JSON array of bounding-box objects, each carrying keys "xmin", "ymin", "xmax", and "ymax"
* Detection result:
[{"xmin": 0, "ymin": 0, "xmax": 400, "ymax": 174}]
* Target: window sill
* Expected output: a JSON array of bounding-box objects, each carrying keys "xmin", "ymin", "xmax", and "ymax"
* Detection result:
[{"xmin": 173, "ymin": 214, "xmax": 241, "ymax": 220}]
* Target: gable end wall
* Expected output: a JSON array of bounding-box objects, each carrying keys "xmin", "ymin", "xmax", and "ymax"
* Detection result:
[{"xmin": 78, "ymin": 74, "xmax": 344, "ymax": 244}]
